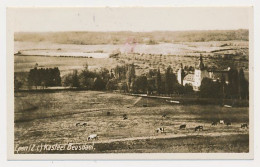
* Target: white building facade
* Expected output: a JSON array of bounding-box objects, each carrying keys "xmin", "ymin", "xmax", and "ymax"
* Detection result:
[{"xmin": 177, "ymin": 56, "xmax": 228, "ymax": 91}]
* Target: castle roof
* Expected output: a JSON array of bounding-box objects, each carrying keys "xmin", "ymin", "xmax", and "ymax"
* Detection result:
[{"xmin": 195, "ymin": 55, "xmax": 205, "ymax": 70}]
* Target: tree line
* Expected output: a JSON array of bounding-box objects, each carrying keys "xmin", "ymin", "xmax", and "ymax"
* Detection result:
[
  {"xmin": 62, "ymin": 63, "xmax": 248, "ymax": 99},
  {"xmin": 18, "ymin": 63, "xmax": 248, "ymax": 100},
  {"xmin": 62, "ymin": 64, "xmax": 194, "ymax": 95}
]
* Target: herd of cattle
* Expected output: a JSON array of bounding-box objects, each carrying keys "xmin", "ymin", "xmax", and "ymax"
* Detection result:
[
  {"xmin": 156, "ymin": 119, "xmax": 248, "ymax": 134},
  {"xmin": 75, "ymin": 111, "xmax": 248, "ymax": 141}
]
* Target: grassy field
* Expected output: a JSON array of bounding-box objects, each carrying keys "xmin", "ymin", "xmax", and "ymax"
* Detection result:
[{"xmin": 14, "ymin": 91, "xmax": 249, "ymax": 153}]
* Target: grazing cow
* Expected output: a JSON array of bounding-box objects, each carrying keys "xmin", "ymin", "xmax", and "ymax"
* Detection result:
[
  {"xmin": 143, "ymin": 104, "xmax": 148, "ymax": 107},
  {"xmin": 162, "ymin": 114, "xmax": 167, "ymax": 118},
  {"xmin": 76, "ymin": 123, "xmax": 81, "ymax": 127},
  {"xmin": 179, "ymin": 124, "xmax": 186, "ymax": 130},
  {"xmin": 195, "ymin": 126, "xmax": 203, "ymax": 131},
  {"xmin": 241, "ymin": 123, "xmax": 248, "ymax": 128},
  {"xmin": 226, "ymin": 122, "xmax": 232, "ymax": 126},
  {"xmin": 123, "ymin": 114, "xmax": 128, "ymax": 120},
  {"xmin": 82, "ymin": 123, "xmax": 87, "ymax": 127},
  {"xmin": 88, "ymin": 134, "xmax": 98, "ymax": 141},
  {"xmin": 107, "ymin": 112, "xmax": 111, "ymax": 116},
  {"xmin": 219, "ymin": 120, "xmax": 225, "ymax": 124},
  {"xmin": 211, "ymin": 121, "xmax": 218, "ymax": 126},
  {"xmin": 156, "ymin": 127, "xmax": 165, "ymax": 133}
]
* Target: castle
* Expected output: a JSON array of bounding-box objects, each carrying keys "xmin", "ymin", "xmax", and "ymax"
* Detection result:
[{"xmin": 177, "ymin": 56, "xmax": 230, "ymax": 91}]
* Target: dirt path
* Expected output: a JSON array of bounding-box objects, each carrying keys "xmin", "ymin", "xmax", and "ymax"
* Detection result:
[{"xmin": 88, "ymin": 131, "xmax": 249, "ymax": 144}]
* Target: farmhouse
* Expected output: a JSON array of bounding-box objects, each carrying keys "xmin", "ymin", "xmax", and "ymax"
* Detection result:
[{"xmin": 177, "ymin": 55, "xmax": 230, "ymax": 91}]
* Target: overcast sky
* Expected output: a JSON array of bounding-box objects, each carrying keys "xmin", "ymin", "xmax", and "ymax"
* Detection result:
[{"xmin": 9, "ymin": 7, "xmax": 251, "ymax": 32}]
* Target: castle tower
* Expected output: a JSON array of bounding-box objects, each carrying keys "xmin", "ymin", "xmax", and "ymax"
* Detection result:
[{"xmin": 194, "ymin": 55, "xmax": 208, "ymax": 91}]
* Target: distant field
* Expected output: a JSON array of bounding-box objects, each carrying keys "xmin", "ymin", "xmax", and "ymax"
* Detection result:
[
  {"xmin": 14, "ymin": 55, "xmax": 116, "ymax": 76},
  {"xmin": 14, "ymin": 40, "xmax": 249, "ymax": 77},
  {"xmin": 14, "ymin": 31, "xmax": 249, "ymax": 74},
  {"xmin": 14, "ymin": 91, "xmax": 249, "ymax": 153}
]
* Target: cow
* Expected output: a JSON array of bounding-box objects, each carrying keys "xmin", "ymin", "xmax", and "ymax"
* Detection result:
[
  {"xmin": 195, "ymin": 126, "xmax": 203, "ymax": 131},
  {"xmin": 241, "ymin": 123, "xmax": 248, "ymax": 129},
  {"xmin": 226, "ymin": 122, "xmax": 232, "ymax": 126},
  {"xmin": 162, "ymin": 114, "xmax": 167, "ymax": 118},
  {"xmin": 88, "ymin": 134, "xmax": 98, "ymax": 141},
  {"xmin": 76, "ymin": 123, "xmax": 81, "ymax": 127},
  {"xmin": 123, "ymin": 116, "xmax": 128, "ymax": 120},
  {"xmin": 219, "ymin": 120, "xmax": 225, "ymax": 124},
  {"xmin": 179, "ymin": 124, "xmax": 186, "ymax": 130},
  {"xmin": 82, "ymin": 123, "xmax": 87, "ymax": 127},
  {"xmin": 211, "ymin": 121, "xmax": 218, "ymax": 126},
  {"xmin": 107, "ymin": 112, "xmax": 111, "ymax": 116},
  {"xmin": 156, "ymin": 127, "xmax": 165, "ymax": 133}
]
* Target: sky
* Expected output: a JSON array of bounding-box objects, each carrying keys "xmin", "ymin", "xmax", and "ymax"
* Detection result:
[{"xmin": 8, "ymin": 7, "xmax": 251, "ymax": 32}]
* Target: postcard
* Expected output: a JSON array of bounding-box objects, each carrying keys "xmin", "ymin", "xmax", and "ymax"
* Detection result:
[{"xmin": 6, "ymin": 7, "xmax": 254, "ymax": 160}]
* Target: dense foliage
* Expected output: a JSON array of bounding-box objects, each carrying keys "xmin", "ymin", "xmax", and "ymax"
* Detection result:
[
  {"xmin": 200, "ymin": 68, "xmax": 249, "ymax": 99},
  {"xmin": 27, "ymin": 67, "xmax": 61, "ymax": 89}
]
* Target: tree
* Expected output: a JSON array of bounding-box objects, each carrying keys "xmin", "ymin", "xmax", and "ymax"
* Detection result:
[
  {"xmin": 53, "ymin": 67, "xmax": 62, "ymax": 86},
  {"xmin": 174, "ymin": 84, "xmax": 185, "ymax": 94},
  {"xmin": 126, "ymin": 63, "xmax": 136, "ymax": 92},
  {"xmin": 14, "ymin": 76, "xmax": 23, "ymax": 91},
  {"xmin": 28, "ymin": 67, "xmax": 40, "ymax": 89},
  {"xmin": 200, "ymin": 78, "xmax": 222, "ymax": 98},
  {"xmin": 79, "ymin": 70, "xmax": 97, "ymax": 89},
  {"xmin": 184, "ymin": 84, "xmax": 193, "ymax": 94},
  {"xmin": 93, "ymin": 77, "xmax": 106, "ymax": 90},
  {"xmin": 147, "ymin": 78, "xmax": 156, "ymax": 95},
  {"xmin": 156, "ymin": 68, "xmax": 163, "ymax": 94},
  {"xmin": 132, "ymin": 75, "xmax": 148, "ymax": 93},
  {"xmin": 106, "ymin": 78, "xmax": 118, "ymax": 91},
  {"xmin": 238, "ymin": 68, "xmax": 249, "ymax": 99},
  {"xmin": 114, "ymin": 65, "xmax": 127, "ymax": 80},
  {"xmin": 71, "ymin": 70, "xmax": 80, "ymax": 87},
  {"xmin": 119, "ymin": 82, "xmax": 128, "ymax": 93},
  {"xmin": 227, "ymin": 68, "xmax": 239, "ymax": 99},
  {"xmin": 165, "ymin": 66, "xmax": 178, "ymax": 95}
]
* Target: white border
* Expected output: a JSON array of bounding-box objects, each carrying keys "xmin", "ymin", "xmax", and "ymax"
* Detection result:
[{"xmin": 1, "ymin": 0, "xmax": 259, "ymax": 167}]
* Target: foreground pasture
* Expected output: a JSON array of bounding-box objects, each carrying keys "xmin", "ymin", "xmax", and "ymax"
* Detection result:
[{"xmin": 14, "ymin": 91, "xmax": 249, "ymax": 153}]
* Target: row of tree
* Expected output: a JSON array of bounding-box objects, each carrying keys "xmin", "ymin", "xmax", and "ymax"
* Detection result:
[
  {"xmin": 24, "ymin": 63, "xmax": 248, "ymax": 100},
  {"xmin": 62, "ymin": 64, "xmax": 194, "ymax": 95}
]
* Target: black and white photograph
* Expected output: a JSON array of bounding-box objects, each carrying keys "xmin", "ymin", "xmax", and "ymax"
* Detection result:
[{"xmin": 6, "ymin": 7, "xmax": 253, "ymax": 159}]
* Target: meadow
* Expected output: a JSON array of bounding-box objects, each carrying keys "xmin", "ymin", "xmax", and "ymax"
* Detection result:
[{"xmin": 14, "ymin": 91, "xmax": 249, "ymax": 153}]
